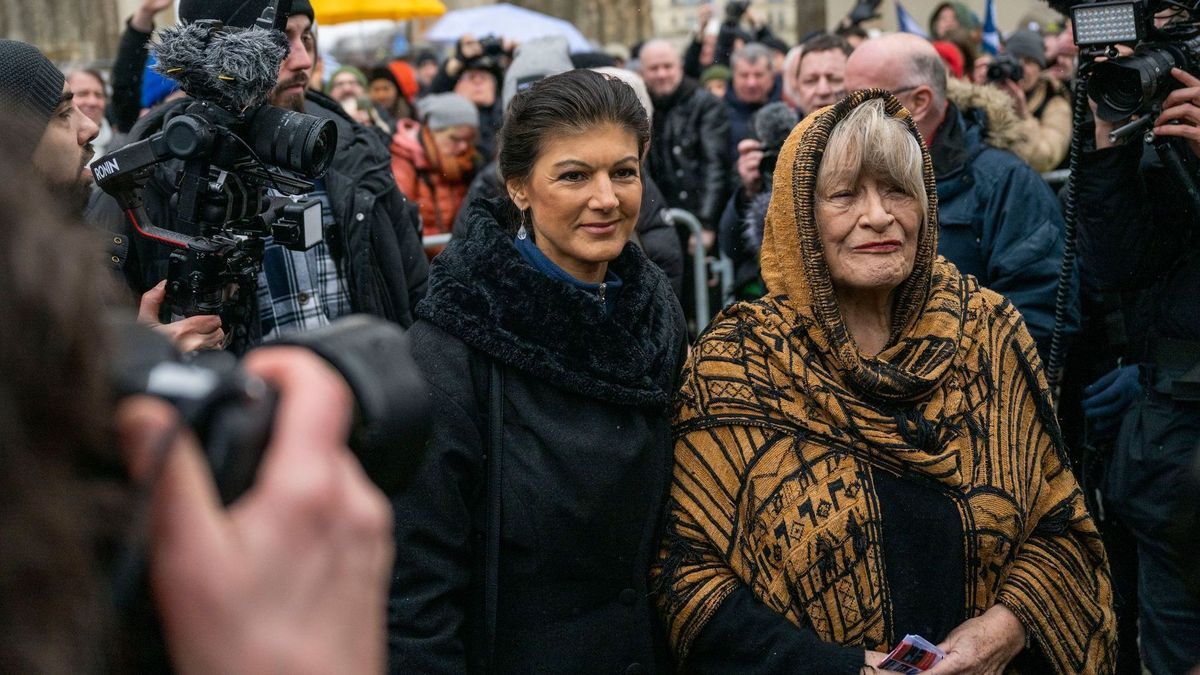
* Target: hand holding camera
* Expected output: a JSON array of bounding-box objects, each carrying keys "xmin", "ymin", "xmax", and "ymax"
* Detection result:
[
  {"xmin": 1153, "ymin": 67, "xmax": 1200, "ymax": 159},
  {"xmin": 117, "ymin": 347, "xmax": 393, "ymax": 675},
  {"xmin": 736, "ymin": 137, "xmax": 765, "ymax": 194}
]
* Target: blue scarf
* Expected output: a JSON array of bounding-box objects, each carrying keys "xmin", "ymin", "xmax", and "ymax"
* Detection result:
[{"xmin": 515, "ymin": 234, "xmax": 623, "ymax": 316}]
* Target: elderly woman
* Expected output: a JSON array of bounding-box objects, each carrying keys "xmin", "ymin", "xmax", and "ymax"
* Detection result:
[
  {"xmin": 653, "ymin": 91, "xmax": 1116, "ymax": 673},
  {"xmin": 389, "ymin": 69, "xmax": 687, "ymax": 673}
]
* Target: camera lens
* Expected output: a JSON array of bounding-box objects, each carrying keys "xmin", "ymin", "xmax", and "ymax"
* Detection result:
[
  {"xmin": 246, "ymin": 105, "xmax": 338, "ymax": 178},
  {"xmin": 1090, "ymin": 46, "xmax": 1186, "ymax": 122}
]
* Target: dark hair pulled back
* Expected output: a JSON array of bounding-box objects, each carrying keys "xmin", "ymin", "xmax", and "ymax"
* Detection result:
[{"xmin": 498, "ymin": 68, "xmax": 651, "ymax": 189}]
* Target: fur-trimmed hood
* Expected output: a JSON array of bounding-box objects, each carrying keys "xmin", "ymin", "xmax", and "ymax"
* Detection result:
[
  {"xmin": 945, "ymin": 78, "xmax": 1026, "ymax": 154},
  {"xmin": 415, "ymin": 197, "xmax": 685, "ymax": 407}
]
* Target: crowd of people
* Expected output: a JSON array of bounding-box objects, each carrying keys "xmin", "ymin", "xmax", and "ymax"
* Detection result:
[{"xmin": 3, "ymin": 0, "xmax": 1200, "ymax": 672}]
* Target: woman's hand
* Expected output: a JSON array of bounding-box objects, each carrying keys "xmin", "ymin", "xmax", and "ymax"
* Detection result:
[{"xmin": 924, "ymin": 605, "xmax": 1026, "ymax": 675}]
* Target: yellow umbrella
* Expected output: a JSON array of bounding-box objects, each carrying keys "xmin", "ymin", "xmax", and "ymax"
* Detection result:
[{"xmin": 310, "ymin": 0, "xmax": 446, "ymax": 25}]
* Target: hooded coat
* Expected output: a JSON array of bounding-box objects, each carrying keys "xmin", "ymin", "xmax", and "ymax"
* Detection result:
[
  {"xmin": 653, "ymin": 90, "xmax": 1116, "ymax": 674},
  {"xmin": 388, "ymin": 197, "xmax": 687, "ymax": 674}
]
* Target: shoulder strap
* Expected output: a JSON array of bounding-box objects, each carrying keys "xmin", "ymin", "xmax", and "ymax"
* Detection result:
[{"xmin": 483, "ymin": 360, "xmax": 504, "ymax": 670}]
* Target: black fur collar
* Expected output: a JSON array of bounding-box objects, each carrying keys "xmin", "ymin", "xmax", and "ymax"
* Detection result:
[{"xmin": 416, "ymin": 197, "xmax": 683, "ymax": 407}]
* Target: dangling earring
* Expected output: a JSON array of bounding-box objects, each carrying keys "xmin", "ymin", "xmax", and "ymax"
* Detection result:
[{"xmin": 517, "ymin": 209, "xmax": 528, "ymax": 240}]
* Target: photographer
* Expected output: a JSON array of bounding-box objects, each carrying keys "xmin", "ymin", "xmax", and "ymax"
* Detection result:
[
  {"xmin": 995, "ymin": 30, "xmax": 1072, "ymax": 173},
  {"xmin": 430, "ymin": 34, "xmax": 510, "ymax": 162},
  {"xmin": 88, "ymin": 0, "xmax": 429, "ymax": 352},
  {"xmin": 1077, "ymin": 61, "xmax": 1200, "ymax": 674}
]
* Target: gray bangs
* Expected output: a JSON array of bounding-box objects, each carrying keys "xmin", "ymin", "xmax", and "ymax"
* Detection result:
[{"xmin": 815, "ymin": 99, "xmax": 928, "ymax": 225}]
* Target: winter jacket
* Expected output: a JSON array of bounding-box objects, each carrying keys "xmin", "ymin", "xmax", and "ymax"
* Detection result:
[
  {"xmin": 933, "ymin": 81, "xmax": 1077, "ymax": 361},
  {"xmin": 91, "ymin": 91, "xmax": 429, "ymax": 340},
  {"xmin": 390, "ymin": 118, "xmax": 477, "ymax": 241},
  {"xmin": 1014, "ymin": 75, "xmax": 1073, "ymax": 173},
  {"xmin": 723, "ymin": 75, "xmax": 783, "ymax": 162},
  {"xmin": 649, "ymin": 78, "xmax": 732, "ymax": 229},
  {"xmin": 451, "ymin": 162, "xmax": 686, "ymax": 298},
  {"xmin": 1076, "ymin": 135, "xmax": 1200, "ymax": 348},
  {"xmin": 388, "ymin": 196, "xmax": 687, "ymax": 674}
]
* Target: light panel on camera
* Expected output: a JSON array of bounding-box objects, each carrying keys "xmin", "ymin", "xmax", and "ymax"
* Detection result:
[{"xmin": 1073, "ymin": 1, "xmax": 1143, "ymax": 45}]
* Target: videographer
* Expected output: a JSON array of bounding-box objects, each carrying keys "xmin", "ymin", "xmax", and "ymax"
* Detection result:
[
  {"xmin": 0, "ymin": 107, "xmax": 394, "ymax": 671},
  {"xmin": 0, "ymin": 39, "xmax": 226, "ymax": 353},
  {"xmin": 1077, "ymin": 56, "xmax": 1200, "ymax": 674},
  {"xmin": 88, "ymin": 0, "xmax": 429, "ymax": 353}
]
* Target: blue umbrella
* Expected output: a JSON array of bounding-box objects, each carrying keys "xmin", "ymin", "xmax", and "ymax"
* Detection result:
[{"xmin": 424, "ymin": 3, "xmax": 592, "ymax": 53}]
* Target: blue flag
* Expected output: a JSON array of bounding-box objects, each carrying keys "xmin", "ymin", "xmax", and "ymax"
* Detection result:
[
  {"xmin": 982, "ymin": 0, "xmax": 1001, "ymax": 54},
  {"xmin": 896, "ymin": 1, "xmax": 929, "ymax": 39}
]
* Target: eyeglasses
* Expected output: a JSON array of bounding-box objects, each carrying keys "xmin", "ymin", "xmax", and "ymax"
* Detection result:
[{"xmin": 891, "ymin": 84, "xmax": 922, "ymax": 96}]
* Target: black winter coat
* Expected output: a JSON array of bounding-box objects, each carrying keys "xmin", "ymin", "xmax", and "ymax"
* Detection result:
[
  {"xmin": 648, "ymin": 78, "xmax": 731, "ymax": 229},
  {"xmin": 389, "ymin": 197, "xmax": 687, "ymax": 674},
  {"xmin": 90, "ymin": 91, "xmax": 429, "ymax": 343},
  {"xmin": 1077, "ymin": 137, "xmax": 1200, "ymax": 347}
]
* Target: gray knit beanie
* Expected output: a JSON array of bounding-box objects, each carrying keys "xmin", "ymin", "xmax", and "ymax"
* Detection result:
[
  {"xmin": 0, "ymin": 40, "xmax": 65, "ymax": 139},
  {"xmin": 179, "ymin": 0, "xmax": 314, "ymax": 28},
  {"xmin": 417, "ymin": 93, "xmax": 479, "ymax": 130},
  {"xmin": 501, "ymin": 36, "xmax": 573, "ymax": 110},
  {"xmin": 1004, "ymin": 30, "xmax": 1046, "ymax": 69}
]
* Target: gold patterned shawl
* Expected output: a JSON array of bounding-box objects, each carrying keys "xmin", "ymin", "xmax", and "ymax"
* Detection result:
[{"xmin": 653, "ymin": 91, "xmax": 1115, "ymax": 672}]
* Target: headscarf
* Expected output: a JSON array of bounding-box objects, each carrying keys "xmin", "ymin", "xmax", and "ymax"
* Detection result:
[{"xmin": 654, "ymin": 90, "xmax": 1116, "ymax": 673}]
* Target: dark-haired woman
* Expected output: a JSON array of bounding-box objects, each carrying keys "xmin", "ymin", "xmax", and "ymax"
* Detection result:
[{"xmin": 387, "ymin": 69, "xmax": 687, "ymax": 674}]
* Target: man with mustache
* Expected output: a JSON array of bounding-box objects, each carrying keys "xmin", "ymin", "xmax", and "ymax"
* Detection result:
[
  {"xmin": 0, "ymin": 40, "xmax": 98, "ymax": 213},
  {"xmin": 89, "ymin": 0, "xmax": 429, "ymax": 352}
]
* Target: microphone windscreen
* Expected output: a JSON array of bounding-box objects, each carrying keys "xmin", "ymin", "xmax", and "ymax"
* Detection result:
[
  {"xmin": 154, "ymin": 24, "xmax": 288, "ymax": 111},
  {"xmin": 751, "ymin": 102, "xmax": 799, "ymax": 153}
]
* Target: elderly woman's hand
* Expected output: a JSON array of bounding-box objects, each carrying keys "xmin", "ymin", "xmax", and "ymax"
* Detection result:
[{"xmin": 925, "ymin": 605, "xmax": 1026, "ymax": 675}]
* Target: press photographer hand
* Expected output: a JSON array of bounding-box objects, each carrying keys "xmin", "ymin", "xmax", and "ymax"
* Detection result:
[
  {"xmin": 116, "ymin": 347, "xmax": 394, "ymax": 675},
  {"xmin": 1153, "ymin": 68, "xmax": 1200, "ymax": 159},
  {"xmin": 137, "ymin": 280, "xmax": 225, "ymax": 352}
]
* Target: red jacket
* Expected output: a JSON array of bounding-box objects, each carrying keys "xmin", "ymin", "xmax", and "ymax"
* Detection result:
[{"xmin": 390, "ymin": 119, "xmax": 475, "ymax": 242}]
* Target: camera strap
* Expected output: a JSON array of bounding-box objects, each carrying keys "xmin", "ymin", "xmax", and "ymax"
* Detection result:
[{"xmin": 483, "ymin": 359, "xmax": 504, "ymax": 670}]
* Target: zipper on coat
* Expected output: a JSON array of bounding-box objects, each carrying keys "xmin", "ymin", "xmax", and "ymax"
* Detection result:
[{"xmin": 598, "ymin": 282, "xmax": 606, "ymax": 305}]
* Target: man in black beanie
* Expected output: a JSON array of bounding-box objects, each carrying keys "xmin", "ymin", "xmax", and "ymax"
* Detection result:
[
  {"xmin": 0, "ymin": 39, "xmax": 99, "ymax": 209},
  {"xmin": 89, "ymin": 0, "xmax": 429, "ymax": 351}
]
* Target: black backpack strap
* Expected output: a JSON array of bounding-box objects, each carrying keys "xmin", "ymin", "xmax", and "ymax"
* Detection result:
[{"xmin": 483, "ymin": 360, "xmax": 504, "ymax": 670}]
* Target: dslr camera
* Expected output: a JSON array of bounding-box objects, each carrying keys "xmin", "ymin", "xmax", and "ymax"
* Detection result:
[
  {"xmin": 93, "ymin": 0, "xmax": 336, "ymax": 351},
  {"xmin": 478, "ymin": 34, "xmax": 508, "ymax": 58},
  {"xmin": 987, "ymin": 54, "xmax": 1027, "ymax": 83},
  {"xmin": 725, "ymin": 0, "xmax": 751, "ymax": 24}
]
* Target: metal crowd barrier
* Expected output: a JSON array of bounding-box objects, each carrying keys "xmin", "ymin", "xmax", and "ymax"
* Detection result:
[
  {"xmin": 1042, "ymin": 169, "xmax": 1070, "ymax": 190},
  {"xmin": 665, "ymin": 208, "xmax": 734, "ymax": 330}
]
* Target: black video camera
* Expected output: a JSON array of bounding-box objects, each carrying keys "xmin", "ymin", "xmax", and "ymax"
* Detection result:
[
  {"xmin": 1049, "ymin": 0, "xmax": 1200, "ymax": 123},
  {"xmin": 109, "ymin": 314, "xmax": 430, "ymax": 504},
  {"xmin": 987, "ymin": 53, "xmax": 1027, "ymax": 83},
  {"xmin": 93, "ymin": 0, "xmax": 337, "ymax": 351}
]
